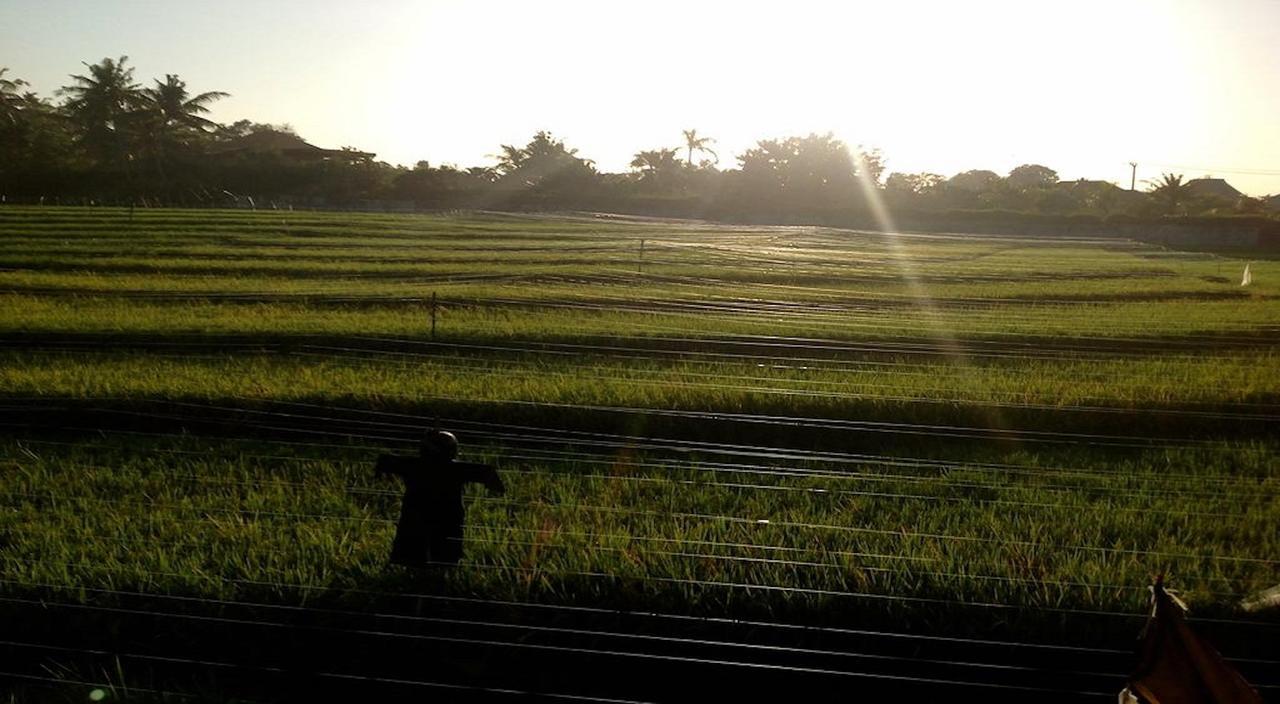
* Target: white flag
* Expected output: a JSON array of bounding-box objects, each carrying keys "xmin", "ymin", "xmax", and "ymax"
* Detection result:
[{"xmin": 1241, "ymin": 263, "xmax": 1252, "ymax": 287}]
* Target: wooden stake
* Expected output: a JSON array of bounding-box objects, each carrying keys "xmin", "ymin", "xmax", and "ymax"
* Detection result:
[{"xmin": 430, "ymin": 291, "xmax": 438, "ymax": 339}]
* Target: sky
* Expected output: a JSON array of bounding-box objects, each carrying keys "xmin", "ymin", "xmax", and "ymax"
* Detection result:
[{"xmin": 2, "ymin": 0, "xmax": 1279, "ymax": 195}]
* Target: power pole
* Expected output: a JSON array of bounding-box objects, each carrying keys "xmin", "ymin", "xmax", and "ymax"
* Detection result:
[{"xmin": 1129, "ymin": 162, "xmax": 1138, "ymax": 191}]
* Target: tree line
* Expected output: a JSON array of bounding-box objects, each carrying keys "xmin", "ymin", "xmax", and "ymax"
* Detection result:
[{"xmin": 1, "ymin": 58, "xmax": 1274, "ymax": 223}]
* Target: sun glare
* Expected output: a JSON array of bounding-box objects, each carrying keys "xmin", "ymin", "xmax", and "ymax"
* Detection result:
[{"xmin": 346, "ymin": 0, "xmax": 1235, "ymax": 191}]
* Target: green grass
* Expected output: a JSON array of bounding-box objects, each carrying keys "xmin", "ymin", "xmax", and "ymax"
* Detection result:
[
  {"xmin": 1, "ymin": 206, "xmax": 1277, "ymax": 642},
  {"xmin": 1, "ymin": 349, "xmax": 1276, "ymax": 413},
  {"xmin": 4, "ymin": 293, "xmax": 1278, "ymax": 341},
  {"xmin": 4, "ymin": 434, "xmax": 1277, "ymax": 619}
]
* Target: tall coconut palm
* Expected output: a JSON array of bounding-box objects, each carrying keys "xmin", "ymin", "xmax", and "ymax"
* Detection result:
[
  {"xmin": 58, "ymin": 56, "xmax": 145, "ymax": 165},
  {"xmin": 143, "ymin": 74, "xmax": 228, "ymax": 132},
  {"xmin": 681, "ymin": 129, "xmax": 717, "ymax": 168},
  {"xmin": 1147, "ymin": 172, "xmax": 1191, "ymax": 215},
  {"xmin": 0, "ymin": 68, "xmax": 28, "ymax": 126},
  {"xmin": 137, "ymin": 75, "xmax": 229, "ymax": 180}
]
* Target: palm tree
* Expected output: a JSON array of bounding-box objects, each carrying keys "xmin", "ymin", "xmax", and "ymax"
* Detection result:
[
  {"xmin": 58, "ymin": 56, "xmax": 145, "ymax": 165},
  {"xmin": 681, "ymin": 129, "xmax": 717, "ymax": 168},
  {"xmin": 143, "ymin": 74, "xmax": 228, "ymax": 132},
  {"xmin": 0, "ymin": 67, "xmax": 28, "ymax": 126},
  {"xmin": 493, "ymin": 131, "xmax": 594, "ymax": 190},
  {"xmin": 1147, "ymin": 172, "xmax": 1191, "ymax": 215},
  {"xmin": 630, "ymin": 148, "xmax": 681, "ymax": 178},
  {"xmin": 630, "ymin": 148, "xmax": 684, "ymax": 192},
  {"xmin": 466, "ymin": 166, "xmax": 498, "ymax": 183},
  {"xmin": 133, "ymin": 75, "xmax": 229, "ymax": 182}
]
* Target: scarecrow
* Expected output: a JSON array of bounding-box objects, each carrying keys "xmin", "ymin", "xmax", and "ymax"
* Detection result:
[{"xmin": 375, "ymin": 430, "xmax": 504, "ymax": 566}]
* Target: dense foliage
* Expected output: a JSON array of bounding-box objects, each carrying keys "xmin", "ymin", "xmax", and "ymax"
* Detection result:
[{"xmin": 1, "ymin": 58, "xmax": 1276, "ymax": 223}]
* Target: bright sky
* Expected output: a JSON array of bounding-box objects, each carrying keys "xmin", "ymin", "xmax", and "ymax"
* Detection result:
[{"xmin": 3, "ymin": 0, "xmax": 1279, "ymax": 195}]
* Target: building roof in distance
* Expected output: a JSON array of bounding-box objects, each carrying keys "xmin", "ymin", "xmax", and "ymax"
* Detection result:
[
  {"xmin": 210, "ymin": 130, "xmax": 374, "ymax": 160},
  {"xmin": 1185, "ymin": 177, "xmax": 1243, "ymax": 201}
]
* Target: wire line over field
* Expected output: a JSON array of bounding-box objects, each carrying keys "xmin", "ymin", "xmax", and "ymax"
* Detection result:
[{"xmin": 1, "ymin": 209, "xmax": 1278, "ymax": 700}]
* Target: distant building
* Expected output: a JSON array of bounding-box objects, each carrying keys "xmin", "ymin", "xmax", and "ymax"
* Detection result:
[
  {"xmin": 1054, "ymin": 179, "xmax": 1147, "ymax": 208},
  {"xmin": 1056, "ymin": 178, "xmax": 1138, "ymax": 193},
  {"xmin": 210, "ymin": 129, "xmax": 375, "ymax": 163},
  {"xmin": 1184, "ymin": 177, "xmax": 1243, "ymax": 202}
]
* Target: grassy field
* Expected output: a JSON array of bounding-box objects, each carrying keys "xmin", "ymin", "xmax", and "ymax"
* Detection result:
[{"xmin": 1, "ymin": 206, "xmax": 1278, "ymax": 696}]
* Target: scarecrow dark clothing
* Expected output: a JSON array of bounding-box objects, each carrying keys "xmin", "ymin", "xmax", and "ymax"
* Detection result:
[{"xmin": 375, "ymin": 454, "xmax": 502, "ymax": 566}]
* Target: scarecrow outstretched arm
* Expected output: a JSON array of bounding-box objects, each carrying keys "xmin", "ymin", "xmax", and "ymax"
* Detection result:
[
  {"xmin": 456, "ymin": 462, "xmax": 504, "ymax": 495},
  {"xmin": 375, "ymin": 454, "xmax": 417, "ymax": 479}
]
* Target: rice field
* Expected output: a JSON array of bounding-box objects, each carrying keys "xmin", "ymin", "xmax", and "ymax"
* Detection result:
[{"xmin": 1, "ymin": 206, "xmax": 1278, "ymax": 700}]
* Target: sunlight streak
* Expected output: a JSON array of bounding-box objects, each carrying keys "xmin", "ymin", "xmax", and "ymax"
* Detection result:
[{"xmin": 850, "ymin": 148, "xmax": 1013, "ymax": 436}]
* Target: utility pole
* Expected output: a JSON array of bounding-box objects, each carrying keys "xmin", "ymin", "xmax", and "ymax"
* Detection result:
[{"xmin": 1129, "ymin": 162, "xmax": 1138, "ymax": 191}]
